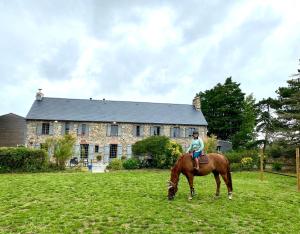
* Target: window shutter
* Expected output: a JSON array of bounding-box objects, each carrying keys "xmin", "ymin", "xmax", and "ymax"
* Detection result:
[
  {"xmin": 150, "ymin": 127, "xmax": 153, "ymax": 136},
  {"xmin": 106, "ymin": 124, "xmax": 111, "ymax": 136},
  {"xmin": 86, "ymin": 124, "xmax": 90, "ymax": 136},
  {"xmin": 140, "ymin": 125, "xmax": 144, "ymax": 137},
  {"xmin": 74, "ymin": 144, "xmax": 80, "ymax": 160},
  {"xmin": 127, "ymin": 145, "xmax": 132, "ymax": 158},
  {"xmin": 185, "ymin": 128, "xmax": 189, "ymax": 138},
  {"xmin": 49, "ymin": 122, "xmax": 54, "ymax": 135},
  {"xmin": 132, "ymin": 125, "xmax": 136, "ymax": 137},
  {"xmin": 36, "ymin": 123, "xmax": 42, "ymax": 135},
  {"xmin": 61, "ymin": 123, "xmax": 65, "ymax": 135},
  {"xmin": 170, "ymin": 127, "xmax": 173, "ymax": 138},
  {"xmin": 160, "ymin": 126, "xmax": 164, "ymax": 136},
  {"xmin": 104, "ymin": 145, "xmax": 110, "ymax": 163},
  {"xmin": 180, "ymin": 128, "xmax": 184, "ymax": 138},
  {"xmin": 118, "ymin": 125, "xmax": 122, "ymax": 136},
  {"xmin": 88, "ymin": 144, "xmax": 94, "ymax": 160},
  {"xmin": 77, "ymin": 124, "xmax": 82, "ymax": 135},
  {"xmin": 117, "ymin": 144, "xmax": 122, "ymax": 159}
]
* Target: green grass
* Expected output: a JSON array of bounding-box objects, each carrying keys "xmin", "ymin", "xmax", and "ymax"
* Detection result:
[{"xmin": 0, "ymin": 171, "xmax": 299, "ymax": 234}]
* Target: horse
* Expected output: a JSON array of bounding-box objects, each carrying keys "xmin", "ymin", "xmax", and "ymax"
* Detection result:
[{"xmin": 167, "ymin": 153, "xmax": 233, "ymax": 200}]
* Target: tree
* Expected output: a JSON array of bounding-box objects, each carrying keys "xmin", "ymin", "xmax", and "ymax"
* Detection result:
[
  {"xmin": 232, "ymin": 94, "xmax": 257, "ymax": 149},
  {"xmin": 199, "ymin": 77, "xmax": 245, "ymax": 141},
  {"xmin": 45, "ymin": 134, "xmax": 76, "ymax": 169},
  {"xmin": 275, "ymin": 77, "xmax": 300, "ymax": 146},
  {"xmin": 255, "ymin": 97, "xmax": 279, "ymax": 153}
]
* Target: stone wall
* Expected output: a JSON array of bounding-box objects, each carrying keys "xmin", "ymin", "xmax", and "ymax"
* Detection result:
[{"xmin": 26, "ymin": 120, "xmax": 207, "ymax": 159}]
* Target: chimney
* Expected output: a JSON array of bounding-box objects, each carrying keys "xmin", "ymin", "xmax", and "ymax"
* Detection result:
[
  {"xmin": 192, "ymin": 95, "xmax": 201, "ymax": 111},
  {"xmin": 36, "ymin": 89, "xmax": 44, "ymax": 101}
]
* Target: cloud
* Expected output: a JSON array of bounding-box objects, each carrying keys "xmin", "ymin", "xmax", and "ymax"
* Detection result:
[{"xmin": 0, "ymin": 0, "xmax": 300, "ymax": 116}]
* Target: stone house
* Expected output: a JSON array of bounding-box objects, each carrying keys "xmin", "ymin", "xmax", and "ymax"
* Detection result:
[{"xmin": 26, "ymin": 90, "xmax": 208, "ymax": 163}]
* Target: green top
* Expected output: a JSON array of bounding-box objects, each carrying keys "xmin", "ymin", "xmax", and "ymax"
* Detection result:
[{"xmin": 186, "ymin": 138, "xmax": 204, "ymax": 153}]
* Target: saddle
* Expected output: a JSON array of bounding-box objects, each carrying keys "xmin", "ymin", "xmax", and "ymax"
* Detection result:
[{"xmin": 199, "ymin": 155, "xmax": 209, "ymax": 164}]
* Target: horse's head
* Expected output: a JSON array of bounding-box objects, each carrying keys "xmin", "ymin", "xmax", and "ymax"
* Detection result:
[{"xmin": 167, "ymin": 181, "xmax": 178, "ymax": 200}]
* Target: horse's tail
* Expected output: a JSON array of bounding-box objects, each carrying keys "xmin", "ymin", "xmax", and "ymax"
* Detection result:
[{"xmin": 226, "ymin": 160, "xmax": 233, "ymax": 192}]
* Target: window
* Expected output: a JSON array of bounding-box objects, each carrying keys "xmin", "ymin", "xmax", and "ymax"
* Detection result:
[
  {"xmin": 172, "ymin": 127, "xmax": 180, "ymax": 138},
  {"xmin": 81, "ymin": 124, "xmax": 87, "ymax": 135},
  {"xmin": 80, "ymin": 144, "xmax": 89, "ymax": 159},
  {"xmin": 136, "ymin": 125, "xmax": 140, "ymax": 136},
  {"xmin": 65, "ymin": 122, "xmax": 70, "ymax": 134},
  {"xmin": 42, "ymin": 123, "xmax": 50, "ymax": 135},
  {"xmin": 188, "ymin": 128, "xmax": 196, "ymax": 137},
  {"xmin": 153, "ymin": 126, "xmax": 160, "ymax": 136},
  {"xmin": 95, "ymin": 145, "xmax": 99, "ymax": 153},
  {"xmin": 109, "ymin": 144, "xmax": 118, "ymax": 158},
  {"xmin": 111, "ymin": 125, "xmax": 118, "ymax": 136}
]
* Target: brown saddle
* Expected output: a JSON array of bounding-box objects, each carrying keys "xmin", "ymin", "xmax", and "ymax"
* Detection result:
[{"xmin": 199, "ymin": 155, "xmax": 209, "ymax": 164}]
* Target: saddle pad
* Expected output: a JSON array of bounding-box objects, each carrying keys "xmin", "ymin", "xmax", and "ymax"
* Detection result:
[{"xmin": 199, "ymin": 155, "xmax": 209, "ymax": 164}]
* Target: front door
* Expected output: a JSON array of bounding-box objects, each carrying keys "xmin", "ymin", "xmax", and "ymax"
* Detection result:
[
  {"xmin": 80, "ymin": 144, "xmax": 89, "ymax": 165},
  {"xmin": 109, "ymin": 144, "xmax": 118, "ymax": 159}
]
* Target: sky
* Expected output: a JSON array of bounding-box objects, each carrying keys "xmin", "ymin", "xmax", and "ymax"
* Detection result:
[{"xmin": 1, "ymin": 0, "xmax": 300, "ymax": 117}]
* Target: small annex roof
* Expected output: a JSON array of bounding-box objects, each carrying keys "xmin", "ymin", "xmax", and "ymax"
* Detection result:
[{"xmin": 26, "ymin": 97, "xmax": 207, "ymax": 126}]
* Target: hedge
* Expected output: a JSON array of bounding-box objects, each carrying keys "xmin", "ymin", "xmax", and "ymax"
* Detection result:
[{"xmin": 0, "ymin": 147, "xmax": 48, "ymax": 173}]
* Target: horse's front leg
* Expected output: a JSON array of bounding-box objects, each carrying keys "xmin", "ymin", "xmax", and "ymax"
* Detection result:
[{"xmin": 186, "ymin": 173, "xmax": 195, "ymax": 200}]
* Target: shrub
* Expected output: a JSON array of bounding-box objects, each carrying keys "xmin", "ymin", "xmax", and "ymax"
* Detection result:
[
  {"xmin": 241, "ymin": 157, "xmax": 254, "ymax": 170},
  {"xmin": 123, "ymin": 158, "xmax": 140, "ymax": 170},
  {"xmin": 272, "ymin": 162, "xmax": 282, "ymax": 171},
  {"xmin": 203, "ymin": 135, "xmax": 218, "ymax": 153},
  {"xmin": 132, "ymin": 136, "xmax": 183, "ymax": 169},
  {"xmin": 107, "ymin": 159, "xmax": 123, "ymax": 170},
  {"xmin": 230, "ymin": 163, "xmax": 241, "ymax": 171},
  {"xmin": 45, "ymin": 134, "xmax": 76, "ymax": 169},
  {"xmin": 0, "ymin": 147, "xmax": 48, "ymax": 173},
  {"xmin": 225, "ymin": 149, "xmax": 259, "ymax": 166}
]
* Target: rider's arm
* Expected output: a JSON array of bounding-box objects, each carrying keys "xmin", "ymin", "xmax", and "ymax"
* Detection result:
[{"xmin": 186, "ymin": 143, "xmax": 192, "ymax": 153}]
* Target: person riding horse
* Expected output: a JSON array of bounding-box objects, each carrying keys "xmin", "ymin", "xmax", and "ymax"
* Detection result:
[{"xmin": 186, "ymin": 131, "xmax": 204, "ymax": 171}]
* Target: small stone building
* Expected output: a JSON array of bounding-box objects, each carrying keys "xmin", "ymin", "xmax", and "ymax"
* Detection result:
[
  {"xmin": 0, "ymin": 113, "xmax": 26, "ymax": 147},
  {"xmin": 26, "ymin": 90, "xmax": 208, "ymax": 163}
]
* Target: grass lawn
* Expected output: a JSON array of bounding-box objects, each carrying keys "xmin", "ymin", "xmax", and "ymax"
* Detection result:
[{"xmin": 0, "ymin": 171, "xmax": 299, "ymax": 234}]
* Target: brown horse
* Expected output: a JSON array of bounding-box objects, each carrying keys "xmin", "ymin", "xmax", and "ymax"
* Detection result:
[{"xmin": 167, "ymin": 153, "xmax": 233, "ymax": 200}]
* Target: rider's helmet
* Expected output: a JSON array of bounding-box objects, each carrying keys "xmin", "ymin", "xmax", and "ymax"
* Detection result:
[{"xmin": 192, "ymin": 131, "xmax": 199, "ymax": 135}]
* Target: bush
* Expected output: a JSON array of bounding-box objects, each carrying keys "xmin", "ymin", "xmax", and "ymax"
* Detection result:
[
  {"xmin": 107, "ymin": 159, "xmax": 123, "ymax": 170},
  {"xmin": 45, "ymin": 134, "xmax": 76, "ymax": 169},
  {"xmin": 225, "ymin": 149, "xmax": 259, "ymax": 166},
  {"xmin": 272, "ymin": 162, "xmax": 282, "ymax": 171},
  {"xmin": 204, "ymin": 135, "xmax": 218, "ymax": 153},
  {"xmin": 266, "ymin": 141, "xmax": 295, "ymax": 158},
  {"xmin": 230, "ymin": 163, "xmax": 241, "ymax": 171},
  {"xmin": 132, "ymin": 136, "xmax": 183, "ymax": 169},
  {"xmin": 241, "ymin": 157, "xmax": 254, "ymax": 170},
  {"xmin": 0, "ymin": 147, "xmax": 48, "ymax": 173},
  {"xmin": 123, "ymin": 158, "xmax": 140, "ymax": 170}
]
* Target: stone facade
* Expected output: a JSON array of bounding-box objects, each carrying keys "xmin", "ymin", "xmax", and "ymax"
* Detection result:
[{"xmin": 26, "ymin": 120, "xmax": 207, "ymax": 162}]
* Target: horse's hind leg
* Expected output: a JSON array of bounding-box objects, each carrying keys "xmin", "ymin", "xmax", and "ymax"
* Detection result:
[
  {"xmin": 213, "ymin": 171, "xmax": 221, "ymax": 197},
  {"xmin": 220, "ymin": 172, "xmax": 233, "ymax": 199},
  {"xmin": 185, "ymin": 173, "xmax": 195, "ymax": 200}
]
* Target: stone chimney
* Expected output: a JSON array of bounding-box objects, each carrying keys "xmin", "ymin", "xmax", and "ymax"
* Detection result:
[
  {"xmin": 36, "ymin": 89, "xmax": 44, "ymax": 101},
  {"xmin": 192, "ymin": 95, "xmax": 201, "ymax": 111}
]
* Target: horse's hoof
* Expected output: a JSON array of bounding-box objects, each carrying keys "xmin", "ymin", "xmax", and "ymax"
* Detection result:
[
  {"xmin": 188, "ymin": 196, "xmax": 193, "ymax": 200},
  {"xmin": 228, "ymin": 192, "xmax": 233, "ymax": 200}
]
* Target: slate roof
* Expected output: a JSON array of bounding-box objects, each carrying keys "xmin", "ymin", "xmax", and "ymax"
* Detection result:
[{"xmin": 26, "ymin": 97, "xmax": 207, "ymax": 126}]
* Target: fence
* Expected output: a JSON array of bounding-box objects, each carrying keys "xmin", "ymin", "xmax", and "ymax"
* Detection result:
[{"xmin": 260, "ymin": 148, "xmax": 300, "ymax": 192}]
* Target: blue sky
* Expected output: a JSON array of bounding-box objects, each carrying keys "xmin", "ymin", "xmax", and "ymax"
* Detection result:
[{"xmin": 0, "ymin": 0, "xmax": 300, "ymax": 116}]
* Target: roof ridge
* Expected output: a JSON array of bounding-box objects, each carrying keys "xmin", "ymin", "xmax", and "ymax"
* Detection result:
[{"xmin": 42, "ymin": 97, "xmax": 192, "ymax": 106}]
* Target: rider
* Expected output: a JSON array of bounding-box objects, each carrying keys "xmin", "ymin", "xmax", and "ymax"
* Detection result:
[{"xmin": 186, "ymin": 131, "xmax": 204, "ymax": 171}]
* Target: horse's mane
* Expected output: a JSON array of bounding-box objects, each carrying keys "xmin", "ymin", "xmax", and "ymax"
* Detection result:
[{"xmin": 171, "ymin": 153, "xmax": 189, "ymax": 174}]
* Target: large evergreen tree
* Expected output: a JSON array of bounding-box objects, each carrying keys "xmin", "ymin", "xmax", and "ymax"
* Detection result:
[
  {"xmin": 255, "ymin": 97, "xmax": 279, "ymax": 153},
  {"xmin": 198, "ymin": 77, "xmax": 245, "ymax": 141},
  {"xmin": 275, "ymin": 77, "xmax": 300, "ymax": 145}
]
